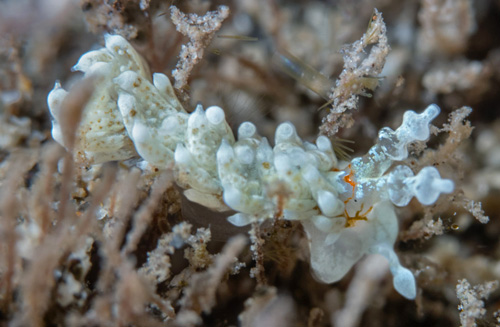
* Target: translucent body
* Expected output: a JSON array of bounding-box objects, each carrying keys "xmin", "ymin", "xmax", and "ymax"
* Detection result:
[{"xmin": 48, "ymin": 35, "xmax": 455, "ymax": 300}]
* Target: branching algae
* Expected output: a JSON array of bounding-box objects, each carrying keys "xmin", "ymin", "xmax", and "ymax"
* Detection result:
[{"xmin": 48, "ymin": 34, "xmax": 455, "ymax": 300}]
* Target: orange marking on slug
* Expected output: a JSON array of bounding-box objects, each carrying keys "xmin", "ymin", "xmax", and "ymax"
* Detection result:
[
  {"xmin": 341, "ymin": 164, "xmax": 372, "ymax": 227},
  {"xmin": 343, "ymin": 164, "xmax": 356, "ymax": 190},
  {"xmin": 343, "ymin": 164, "xmax": 357, "ymax": 204},
  {"xmin": 344, "ymin": 203, "xmax": 373, "ymax": 228}
]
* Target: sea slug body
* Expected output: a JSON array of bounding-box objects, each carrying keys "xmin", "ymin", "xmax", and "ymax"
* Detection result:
[{"xmin": 48, "ymin": 34, "xmax": 455, "ymax": 300}]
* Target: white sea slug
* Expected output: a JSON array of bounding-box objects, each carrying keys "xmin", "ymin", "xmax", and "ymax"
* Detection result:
[{"xmin": 48, "ymin": 34, "xmax": 455, "ymax": 300}]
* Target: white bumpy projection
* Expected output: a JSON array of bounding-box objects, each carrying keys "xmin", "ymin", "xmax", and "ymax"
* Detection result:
[{"xmin": 48, "ymin": 34, "xmax": 455, "ymax": 300}]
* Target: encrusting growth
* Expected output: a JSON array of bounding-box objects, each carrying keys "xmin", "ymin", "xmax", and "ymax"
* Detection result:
[
  {"xmin": 321, "ymin": 9, "xmax": 390, "ymax": 136},
  {"xmin": 170, "ymin": 5, "xmax": 230, "ymax": 95},
  {"xmin": 48, "ymin": 34, "xmax": 455, "ymax": 300}
]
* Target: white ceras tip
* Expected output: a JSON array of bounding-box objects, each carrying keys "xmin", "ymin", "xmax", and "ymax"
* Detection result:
[
  {"xmin": 316, "ymin": 135, "xmax": 333, "ymax": 153},
  {"xmin": 393, "ymin": 266, "xmax": 417, "ymax": 300},
  {"xmin": 412, "ymin": 166, "xmax": 454, "ymax": 205},
  {"xmin": 152, "ymin": 73, "xmax": 170, "ymax": 91},
  {"xmin": 238, "ymin": 122, "xmax": 256, "ymax": 139},
  {"xmin": 205, "ymin": 106, "xmax": 225, "ymax": 125},
  {"xmin": 217, "ymin": 139, "xmax": 235, "ymax": 165},
  {"xmin": 274, "ymin": 153, "xmax": 292, "ymax": 174},
  {"xmin": 117, "ymin": 93, "xmax": 136, "ymax": 117},
  {"xmin": 275, "ymin": 122, "xmax": 296, "ymax": 143},
  {"xmin": 161, "ymin": 116, "xmax": 180, "ymax": 135},
  {"xmin": 72, "ymin": 49, "xmax": 112, "ymax": 73},
  {"xmin": 104, "ymin": 34, "xmax": 128, "ymax": 53},
  {"xmin": 403, "ymin": 104, "xmax": 440, "ymax": 141},
  {"xmin": 424, "ymin": 103, "xmax": 440, "ymax": 119},
  {"xmin": 188, "ymin": 104, "xmax": 206, "ymax": 128},
  {"xmin": 47, "ymin": 84, "xmax": 68, "ymax": 119},
  {"xmin": 235, "ymin": 145, "xmax": 254, "ymax": 165},
  {"xmin": 317, "ymin": 190, "xmax": 343, "ymax": 217},
  {"xmin": 51, "ymin": 123, "xmax": 64, "ymax": 146},
  {"xmin": 114, "ymin": 71, "xmax": 139, "ymax": 90},
  {"xmin": 132, "ymin": 122, "xmax": 150, "ymax": 144},
  {"xmin": 223, "ymin": 185, "xmax": 243, "ymax": 210},
  {"xmin": 227, "ymin": 213, "xmax": 252, "ymax": 227},
  {"xmin": 174, "ymin": 143, "xmax": 192, "ymax": 165},
  {"xmin": 86, "ymin": 61, "xmax": 111, "ymax": 78}
]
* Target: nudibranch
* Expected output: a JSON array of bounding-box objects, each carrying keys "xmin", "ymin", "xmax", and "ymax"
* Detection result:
[{"xmin": 48, "ymin": 34, "xmax": 454, "ymax": 299}]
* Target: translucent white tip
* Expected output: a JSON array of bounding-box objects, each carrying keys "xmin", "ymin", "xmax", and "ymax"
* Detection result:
[
  {"xmin": 393, "ymin": 266, "xmax": 417, "ymax": 300},
  {"xmin": 227, "ymin": 213, "xmax": 252, "ymax": 226},
  {"xmin": 174, "ymin": 143, "xmax": 191, "ymax": 164},
  {"xmin": 316, "ymin": 135, "xmax": 333, "ymax": 152},
  {"xmin": 276, "ymin": 122, "xmax": 296, "ymax": 143},
  {"xmin": 206, "ymin": 106, "xmax": 225, "ymax": 125},
  {"xmin": 235, "ymin": 145, "xmax": 254, "ymax": 165},
  {"xmin": 238, "ymin": 122, "xmax": 256, "ymax": 139},
  {"xmin": 132, "ymin": 122, "xmax": 150, "ymax": 144}
]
